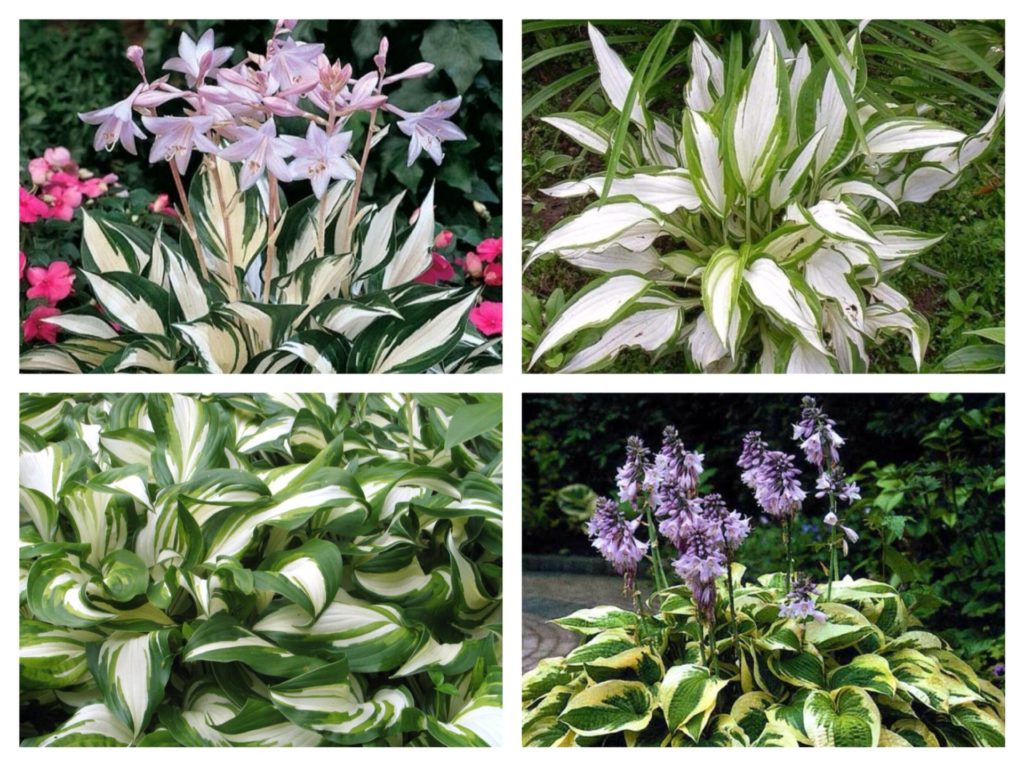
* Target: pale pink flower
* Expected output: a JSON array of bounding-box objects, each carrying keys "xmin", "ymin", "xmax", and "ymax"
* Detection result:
[
  {"xmin": 434, "ymin": 230, "xmax": 453, "ymax": 249},
  {"xmin": 218, "ymin": 120, "xmax": 294, "ymax": 189},
  {"xmin": 264, "ymin": 37, "xmax": 324, "ymax": 97},
  {"xmin": 142, "ymin": 114, "xmax": 218, "ymax": 174},
  {"xmin": 163, "ymin": 29, "xmax": 233, "ymax": 87},
  {"xmin": 464, "ymin": 252, "xmax": 483, "ymax": 278},
  {"xmin": 78, "ymin": 84, "xmax": 147, "ymax": 154},
  {"xmin": 484, "ymin": 262, "xmax": 502, "ymax": 286},
  {"xmin": 393, "ymin": 96, "xmax": 465, "ymax": 166},
  {"xmin": 283, "ymin": 122, "xmax": 355, "ymax": 199}
]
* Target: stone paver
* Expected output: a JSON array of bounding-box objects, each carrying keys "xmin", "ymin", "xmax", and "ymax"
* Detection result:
[{"xmin": 522, "ymin": 571, "xmax": 632, "ymax": 672}]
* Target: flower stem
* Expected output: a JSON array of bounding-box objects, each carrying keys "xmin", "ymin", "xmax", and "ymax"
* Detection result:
[
  {"xmin": 315, "ymin": 101, "xmax": 338, "ymax": 262},
  {"xmin": 349, "ymin": 107, "xmax": 379, "ymax": 226},
  {"xmin": 264, "ymin": 174, "xmax": 279, "ymax": 303},
  {"xmin": 782, "ymin": 520, "xmax": 793, "ymax": 594},
  {"xmin": 208, "ymin": 158, "xmax": 239, "ymax": 300},
  {"xmin": 724, "ymin": 548, "xmax": 741, "ymax": 660},
  {"xmin": 169, "ymin": 162, "xmax": 209, "ymax": 281},
  {"xmin": 827, "ymin": 492, "xmax": 838, "ymax": 601},
  {"xmin": 644, "ymin": 504, "xmax": 668, "ymax": 595}
]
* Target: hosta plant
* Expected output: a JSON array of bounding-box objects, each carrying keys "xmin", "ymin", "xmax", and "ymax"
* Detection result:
[
  {"xmin": 20, "ymin": 392, "xmax": 502, "ymax": 746},
  {"xmin": 522, "ymin": 398, "xmax": 1004, "ymax": 747},
  {"xmin": 525, "ymin": 21, "xmax": 1004, "ymax": 373},
  {"xmin": 20, "ymin": 21, "xmax": 501, "ymax": 374}
]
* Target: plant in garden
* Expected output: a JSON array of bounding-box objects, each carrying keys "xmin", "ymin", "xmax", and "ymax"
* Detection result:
[
  {"xmin": 522, "ymin": 397, "xmax": 1004, "ymax": 747},
  {"xmin": 20, "ymin": 21, "xmax": 501, "ymax": 374},
  {"xmin": 524, "ymin": 20, "xmax": 1004, "ymax": 373},
  {"xmin": 20, "ymin": 392, "xmax": 502, "ymax": 746}
]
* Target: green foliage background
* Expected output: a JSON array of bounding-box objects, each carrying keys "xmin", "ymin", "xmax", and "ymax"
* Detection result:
[
  {"xmin": 20, "ymin": 19, "xmax": 502, "ymax": 245},
  {"xmin": 523, "ymin": 393, "xmax": 1004, "ymax": 674}
]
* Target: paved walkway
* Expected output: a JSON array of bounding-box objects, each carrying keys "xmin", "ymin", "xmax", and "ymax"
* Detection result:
[{"xmin": 522, "ymin": 571, "xmax": 633, "ymax": 671}]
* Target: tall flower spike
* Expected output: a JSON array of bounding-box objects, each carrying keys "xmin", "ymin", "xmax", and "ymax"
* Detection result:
[
  {"xmin": 587, "ymin": 497, "xmax": 648, "ymax": 592},
  {"xmin": 752, "ymin": 450, "xmax": 805, "ymax": 522},
  {"xmin": 671, "ymin": 514, "xmax": 725, "ymax": 624},
  {"xmin": 793, "ymin": 396, "xmax": 844, "ymax": 468},
  {"xmin": 779, "ymin": 575, "xmax": 827, "ymax": 623},
  {"xmin": 738, "ymin": 431, "xmax": 768, "ymax": 489},
  {"xmin": 616, "ymin": 436, "xmax": 650, "ymax": 507}
]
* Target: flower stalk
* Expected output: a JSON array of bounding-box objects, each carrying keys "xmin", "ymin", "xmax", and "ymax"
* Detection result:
[{"xmin": 169, "ymin": 161, "xmax": 208, "ymax": 281}]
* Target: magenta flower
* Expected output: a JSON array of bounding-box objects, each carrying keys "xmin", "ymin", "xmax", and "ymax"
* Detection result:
[
  {"xmin": 483, "ymin": 262, "xmax": 502, "ymax": 286},
  {"xmin": 20, "ymin": 251, "xmax": 26, "ymax": 280},
  {"xmin": 476, "ymin": 237, "xmax": 503, "ymax": 262},
  {"xmin": 283, "ymin": 122, "xmax": 355, "ymax": 199},
  {"xmin": 26, "ymin": 262, "xmax": 75, "ymax": 305},
  {"xmin": 19, "ymin": 188, "xmax": 50, "ymax": 223},
  {"xmin": 469, "ymin": 301, "xmax": 502, "ymax": 336},
  {"xmin": 393, "ymin": 97, "xmax": 466, "ymax": 166},
  {"xmin": 163, "ymin": 29, "xmax": 233, "ymax": 87},
  {"xmin": 218, "ymin": 120, "xmax": 294, "ymax": 190},
  {"xmin": 141, "ymin": 114, "xmax": 218, "ymax": 174},
  {"xmin": 23, "ymin": 305, "xmax": 61, "ymax": 344},
  {"xmin": 415, "ymin": 252, "xmax": 455, "ymax": 285}
]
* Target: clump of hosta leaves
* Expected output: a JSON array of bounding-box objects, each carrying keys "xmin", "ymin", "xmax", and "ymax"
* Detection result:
[
  {"xmin": 20, "ymin": 21, "xmax": 500, "ymax": 374},
  {"xmin": 525, "ymin": 21, "xmax": 1004, "ymax": 373},
  {"xmin": 20, "ymin": 392, "xmax": 502, "ymax": 746},
  {"xmin": 523, "ymin": 573, "xmax": 1005, "ymax": 747}
]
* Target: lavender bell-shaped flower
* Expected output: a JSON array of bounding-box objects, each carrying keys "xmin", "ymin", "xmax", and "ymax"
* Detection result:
[
  {"xmin": 779, "ymin": 575, "xmax": 827, "ymax": 623},
  {"xmin": 616, "ymin": 436, "xmax": 650, "ymax": 507},
  {"xmin": 672, "ymin": 514, "xmax": 726, "ymax": 624},
  {"xmin": 738, "ymin": 431, "xmax": 768, "ymax": 489},
  {"xmin": 587, "ymin": 497, "xmax": 648, "ymax": 591},
  {"xmin": 794, "ymin": 396, "xmax": 845, "ymax": 469},
  {"xmin": 752, "ymin": 451, "xmax": 806, "ymax": 522}
]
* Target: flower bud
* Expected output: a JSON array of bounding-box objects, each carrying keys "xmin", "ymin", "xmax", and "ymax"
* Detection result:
[
  {"xmin": 464, "ymin": 252, "xmax": 483, "ymax": 278},
  {"xmin": 433, "ymin": 230, "xmax": 453, "ymax": 248}
]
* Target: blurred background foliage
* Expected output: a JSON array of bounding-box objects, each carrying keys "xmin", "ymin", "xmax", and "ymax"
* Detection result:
[
  {"xmin": 21, "ymin": 19, "xmax": 502, "ymax": 245},
  {"xmin": 521, "ymin": 20, "xmax": 1004, "ymax": 372},
  {"xmin": 523, "ymin": 393, "xmax": 1004, "ymax": 675}
]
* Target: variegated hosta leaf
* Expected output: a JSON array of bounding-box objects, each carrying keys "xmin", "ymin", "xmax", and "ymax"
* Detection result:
[
  {"xmin": 21, "ymin": 393, "xmax": 502, "ymax": 747},
  {"xmin": 803, "ymin": 686, "xmax": 881, "ymax": 747}
]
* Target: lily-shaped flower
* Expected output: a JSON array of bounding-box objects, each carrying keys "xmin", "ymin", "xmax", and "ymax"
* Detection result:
[
  {"xmin": 218, "ymin": 120, "xmax": 294, "ymax": 190},
  {"xmin": 264, "ymin": 37, "xmax": 324, "ymax": 97},
  {"xmin": 283, "ymin": 123, "xmax": 355, "ymax": 199},
  {"xmin": 163, "ymin": 29, "xmax": 234, "ymax": 87},
  {"xmin": 392, "ymin": 97, "xmax": 466, "ymax": 166},
  {"xmin": 141, "ymin": 114, "xmax": 218, "ymax": 174},
  {"xmin": 78, "ymin": 84, "xmax": 147, "ymax": 154}
]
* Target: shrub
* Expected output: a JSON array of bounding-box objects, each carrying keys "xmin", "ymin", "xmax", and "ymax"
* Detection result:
[
  {"xmin": 522, "ymin": 397, "xmax": 1003, "ymax": 746},
  {"xmin": 20, "ymin": 392, "xmax": 502, "ymax": 746},
  {"xmin": 524, "ymin": 21, "xmax": 1004, "ymax": 373},
  {"xmin": 19, "ymin": 22, "xmax": 501, "ymax": 373}
]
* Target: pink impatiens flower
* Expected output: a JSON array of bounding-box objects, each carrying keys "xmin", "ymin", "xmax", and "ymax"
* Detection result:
[
  {"xmin": 415, "ymin": 252, "xmax": 455, "ymax": 285},
  {"xmin": 463, "ymin": 252, "xmax": 483, "ymax": 279},
  {"xmin": 19, "ymin": 251, "xmax": 26, "ymax": 279},
  {"xmin": 476, "ymin": 237, "xmax": 502, "ymax": 262},
  {"xmin": 469, "ymin": 301, "xmax": 502, "ymax": 336},
  {"xmin": 23, "ymin": 305, "xmax": 61, "ymax": 344},
  {"xmin": 483, "ymin": 262, "xmax": 502, "ymax": 286},
  {"xmin": 26, "ymin": 262, "xmax": 75, "ymax": 305},
  {"xmin": 434, "ymin": 230, "xmax": 453, "ymax": 249},
  {"xmin": 20, "ymin": 188, "xmax": 50, "ymax": 223}
]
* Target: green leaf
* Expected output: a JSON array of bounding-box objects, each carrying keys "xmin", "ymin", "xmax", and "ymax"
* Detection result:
[
  {"xmin": 559, "ymin": 680, "xmax": 654, "ymax": 736},
  {"xmin": 420, "ymin": 21, "xmax": 501, "ymax": 93},
  {"xmin": 658, "ymin": 663, "xmax": 729, "ymax": 735},
  {"xmin": 803, "ymin": 686, "xmax": 882, "ymax": 747},
  {"xmin": 444, "ymin": 400, "xmax": 502, "ymax": 449}
]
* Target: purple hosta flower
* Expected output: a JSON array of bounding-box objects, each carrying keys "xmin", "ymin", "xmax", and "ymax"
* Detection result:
[
  {"xmin": 79, "ymin": 85, "xmax": 147, "ymax": 154},
  {"xmin": 393, "ymin": 97, "xmax": 466, "ymax": 166},
  {"xmin": 264, "ymin": 37, "xmax": 325, "ymax": 98},
  {"xmin": 699, "ymin": 493, "xmax": 751, "ymax": 553},
  {"xmin": 815, "ymin": 470, "xmax": 860, "ymax": 504},
  {"xmin": 993, "ymin": 663, "xmax": 1005, "ymax": 678},
  {"xmin": 753, "ymin": 451, "xmax": 805, "ymax": 522},
  {"xmin": 672, "ymin": 515, "xmax": 726, "ymax": 624},
  {"xmin": 382, "ymin": 61, "xmax": 435, "ymax": 87},
  {"xmin": 616, "ymin": 436, "xmax": 650, "ymax": 507},
  {"xmin": 779, "ymin": 575, "xmax": 827, "ymax": 623},
  {"xmin": 656, "ymin": 425, "xmax": 704, "ymax": 496},
  {"xmin": 656, "ymin": 490, "xmax": 701, "ymax": 549},
  {"xmin": 283, "ymin": 123, "xmax": 355, "ymax": 199},
  {"xmin": 218, "ymin": 120, "xmax": 294, "ymax": 190},
  {"xmin": 738, "ymin": 431, "xmax": 768, "ymax": 489},
  {"xmin": 822, "ymin": 511, "xmax": 859, "ymax": 555},
  {"xmin": 141, "ymin": 115, "xmax": 218, "ymax": 174},
  {"xmin": 163, "ymin": 29, "xmax": 234, "ymax": 87},
  {"xmin": 794, "ymin": 396, "xmax": 844, "ymax": 468},
  {"xmin": 588, "ymin": 497, "xmax": 648, "ymax": 591}
]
